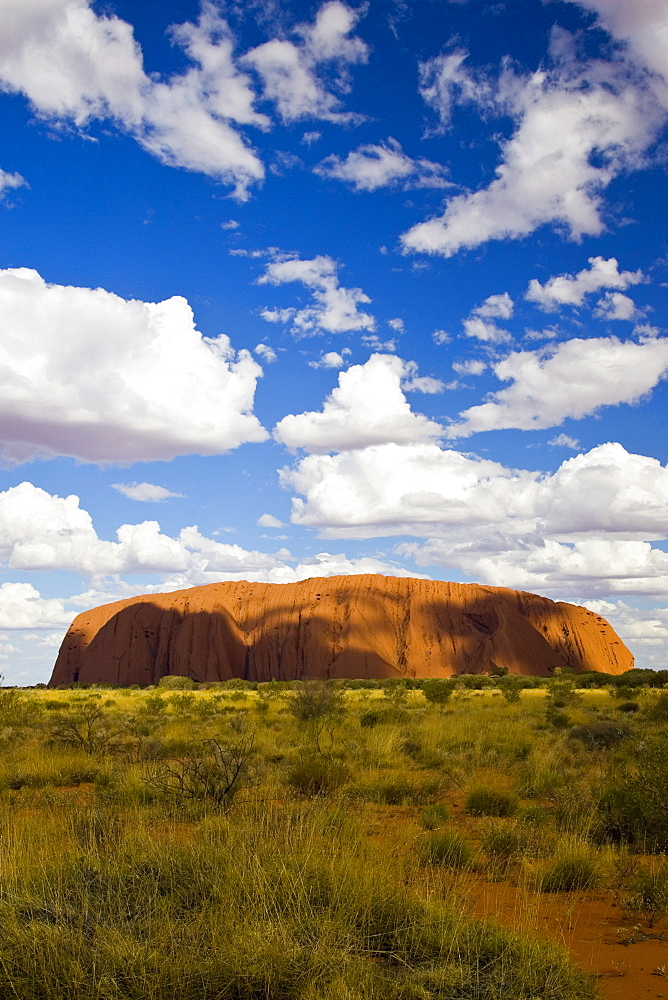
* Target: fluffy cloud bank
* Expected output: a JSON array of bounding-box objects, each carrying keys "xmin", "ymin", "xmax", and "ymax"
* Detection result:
[
  {"xmin": 0, "ymin": 0, "xmax": 264, "ymax": 199},
  {"xmin": 274, "ymin": 354, "xmax": 443, "ymax": 452},
  {"xmin": 0, "ymin": 482, "xmax": 284, "ymax": 578},
  {"xmin": 567, "ymin": 0, "xmax": 668, "ymax": 97},
  {"xmin": 448, "ymin": 334, "xmax": 668, "ymax": 437},
  {"xmin": 243, "ymin": 1, "xmax": 368, "ymax": 124},
  {"xmin": 0, "ymin": 582, "xmax": 71, "ymax": 630},
  {"xmin": 272, "ymin": 367, "xmax": 668, "ymax": 600},
  {"xmin": 282, "ymin": 431, "xmax": 668, "ymax": 599},
  {"xmin": 0, "ymin": 0, "xmax": 368, "ymax": 199},
  {"xmin": 0, "ymin": 481, "xmax": 423, "ymax": 598},
  {"xmin": 525, "ymin": 256, "xmax": 643, "ymax": 311},
  {"xmin": 283, "ymin": 439, "xmax": 668, "ymax": 542},
  {"xmin": 0, "ymin": 267, "xmax": 267, "ymax": 463},
  {"xmin": 402, "ymin": 27, "xmax": 665, "ymax": 255},
  {"xmin": 259, "ymin": 254, "xmax": 375, "ymax": 335}
]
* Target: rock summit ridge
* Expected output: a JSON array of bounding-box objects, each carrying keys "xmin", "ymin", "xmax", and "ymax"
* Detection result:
[{"xmin": 49, "ymin": 574, "xmax": 633, "ymax": 686}]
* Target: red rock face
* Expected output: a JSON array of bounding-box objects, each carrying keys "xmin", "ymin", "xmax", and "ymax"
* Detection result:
[{"xmin": 49, "ymin": 575, "xmax": 633, "ymax": 687}]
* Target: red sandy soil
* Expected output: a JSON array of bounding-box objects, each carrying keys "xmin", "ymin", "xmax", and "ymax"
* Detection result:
[{"xmin": 466, "ymin": 880, "xmax": 668, "ymax": 1000}]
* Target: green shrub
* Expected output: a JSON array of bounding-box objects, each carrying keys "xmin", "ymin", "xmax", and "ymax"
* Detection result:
[
  {"xmin": 569, "ymin": 721, "xmax": 629, "ymax": 749},
  {"xmin": 157, "ymin": 675, "xmax": 196, "ymax": 690},
  {"xmin": 465, "ymin": 786, "xmax": 518, "ymax": 817},
  {"xmin": 611, "ymin": 685, "xmax": 640, "ymax": 700},
  {"xmin": 598, "ymin": 733, "xmax": 668, "ymax": 850},
  {"xmin": 419, "ymin": 803, "xmax": 449, "ymax": 830},
  {"xmin": 535, "ymin": 845, "xmax": 604, "ymax": 892},
  {"xmin": 496, "ymin": 676, "xmax": 526, "ymax": 703},
  {"xmin": 285, "ymin": 757, "xmax": 350, "ymax": 796},
  {"xmin": 289, "ymin": 681, "xmax": 346, "ymax": 724},
  {"xmin": 623, "ymin": 862, "xmax": 668, "ymax": 925},
  {"xmin": 545, "ymin": 705, "xmax": 570, "ymax": 729},
  {"xmin": 353, "ymin": 776, "xmax": 442, "ymax": 807},
  {"xmin": 359, "ymin": 707, "xmax": 407, "ymax": 727},
  {"xmin": 418, "ymin": 829, "xmax": 473, "ymax": 869},
  {"xmin": 456, "ymin": 674, "xmax": 494, "ymax": 690},
  {"xmin": 482, "ymin": 823, "xmax": 521, "ymax": 859},
  {"xmin": 646, "ymin": 691, "xmax": 668, "ymax": 722},
  {"xmin": 422, "ymin": 679, "xmax": 456, "ymax": 706}
]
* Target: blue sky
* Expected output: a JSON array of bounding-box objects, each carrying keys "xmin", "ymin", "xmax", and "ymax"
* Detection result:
[{"xmin": 0, "ymin": 0, "xmax": 667, "ymax": 683}]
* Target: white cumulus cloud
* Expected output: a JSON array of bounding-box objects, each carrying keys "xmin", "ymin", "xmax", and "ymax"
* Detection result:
[
  {"xmin": 461, "ymin": 292, "xmax": 514, "ymax": 342},
  {"xmin": 0, "ymin": 0, "xmax": 265, "ymax": 199},
  {"xmin": 0, "ymin": 482, "xmax": 289, "ymax": 580},
  {"xmin": 254, "ymin": 343, "xmax": 278, "ymax": 362},
  {"xmin": 402, "ymin": 36, "xmax": 664, "ymax": 255},
  {"xmin": 447, "ymin": 334, "xmax": 668, "ymax": 437},
  {"xmin": 0, "ymin": 582, "xmax": 71, "ymax": 630},
  {"xmin": 281, "ymin": 434, "xmax": 668, "ymax": 601},
  {"xmin": 112, "ymin": 483, "xmax": 185, "ymax": 503},
  {"xmin": 0, "ymin": 168, "xmax": 27, "ymax": 200},
  {"xmin": 314, "ymin": 137, "xmax": 450, "ymax": 191},
  {"xmin": 259, "ymin": 253, "xmax": 375, "ymax": 335},
  {"xmin": 308, "ymin": 350, "xmax": 351, "ymax": 369},
  {"xmin": 274, "ymin": 354, "xmax": 443, "ymax": 453},
  {"xmin": 258, "ymin": 513, "xmax": 285, "ymax": 528},
  {"xmin": 566, "ymin": 0, "xmax": 668, "ymax": 98},
  {"xmin": 0, "ymin": 267, "xmax": 267, "ymax": 463},
  {"xmin": 452, "ymin": 359, "xmax": 487, "ymax": 376},
  {"xmin": 548, "ymin": 433, "xmax": 581, "ymax": 450},
  {"xmin": 525, "ymin": 256, "xmax": 643, "ymax": 310},
  {"xmin": 243, "ymin": 1, "xmax": 368, "ymax": 124},
  {"xmin": 594, "ymin": 291, "xmax": 642, "ymax": 321}
]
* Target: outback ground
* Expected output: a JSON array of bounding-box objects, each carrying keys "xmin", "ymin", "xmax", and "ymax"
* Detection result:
[{"xmin": 1, "ymin": 674, "xmax": 667, "ymax": 998}]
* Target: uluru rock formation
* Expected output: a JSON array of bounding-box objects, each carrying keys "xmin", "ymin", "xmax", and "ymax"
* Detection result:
[{"xmin": 49, "ymin": 575, "xmax": 633, "ymax": 687}]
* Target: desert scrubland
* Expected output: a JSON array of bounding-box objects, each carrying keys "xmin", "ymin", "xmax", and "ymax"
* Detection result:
[{"xmin": 0, "ymin": 674, "xmax": 667, "ymax": 999}]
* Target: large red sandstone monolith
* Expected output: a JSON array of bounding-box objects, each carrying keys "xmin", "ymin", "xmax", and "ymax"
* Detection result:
[{"xmin": 49, "ymin": 575, "xmax": 633, "ymax": 687}]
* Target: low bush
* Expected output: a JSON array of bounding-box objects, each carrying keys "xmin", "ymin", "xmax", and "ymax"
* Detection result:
[
  {"xmin": 545, "ymin": 705, "xmax": 570, "ymax": 729},
  {"xmin": 646, "ymin": 691, "xmax": 668, "ymax": 722},
  {"xmin": 465, "ymin": 786, "xmax": 518, "ymax": 817},
  {"xmin": 535, "ymin": 844, "xmax": 604, "ymax": 892},
  {"xmin": 359, "ymin": 707, "xmax": 408, "ymax": 728},
  {"xmin": 569, "ymin": 721, "xmax": 629, "ymax": 749},
  {"xmin": 622, "ymin": 861, "xmax": 668, "ymax": 926},
  {"xmin": 288, "ymin": 680, "xmax": 346, "ymax": 724},
  {"xmin": 285, "ymin": 756, "xmax": 350, "ymax": 796},
  {"xmin": 598, "ymin": 734, "xmax": 668, "ymax": 851},
  {"xmin": 353, "ymin": 775, "xmax": 442, "ymax": 806},
  {"xmin": 422, "ymin": 679, "xmax": 456, "ymax": 706},
  {"xmin": 157, "ymin": 675, "xmax": 196, "ymax": 690},
  {"xmin": 419, "ymin": 803, "xmax": 449, "ymax": 830},
  {"xmin": 418, "ymin": 829, "xmax": 474, "ymax": 869},
  {"xmin": 482, "ymin": 823, "xmax": 521, "ymax": 859}
]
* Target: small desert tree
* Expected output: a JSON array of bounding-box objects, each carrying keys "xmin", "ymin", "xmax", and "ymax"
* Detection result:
[
  {"xmin": 422, "ymin": 679, "xmax": 456, "ymax": 707},
  {"xmin": 146, "ymin": 732, "xmax": 256, "ymax": 809},
  {"xmin": 289, "ymin": 681, "xmax": 346, "ymax": 757}
]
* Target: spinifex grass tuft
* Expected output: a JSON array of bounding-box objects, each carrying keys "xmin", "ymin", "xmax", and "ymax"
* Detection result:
[{"xmin": 0, "ymin": 800, "xmax": 595, "ymax": 1000}]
